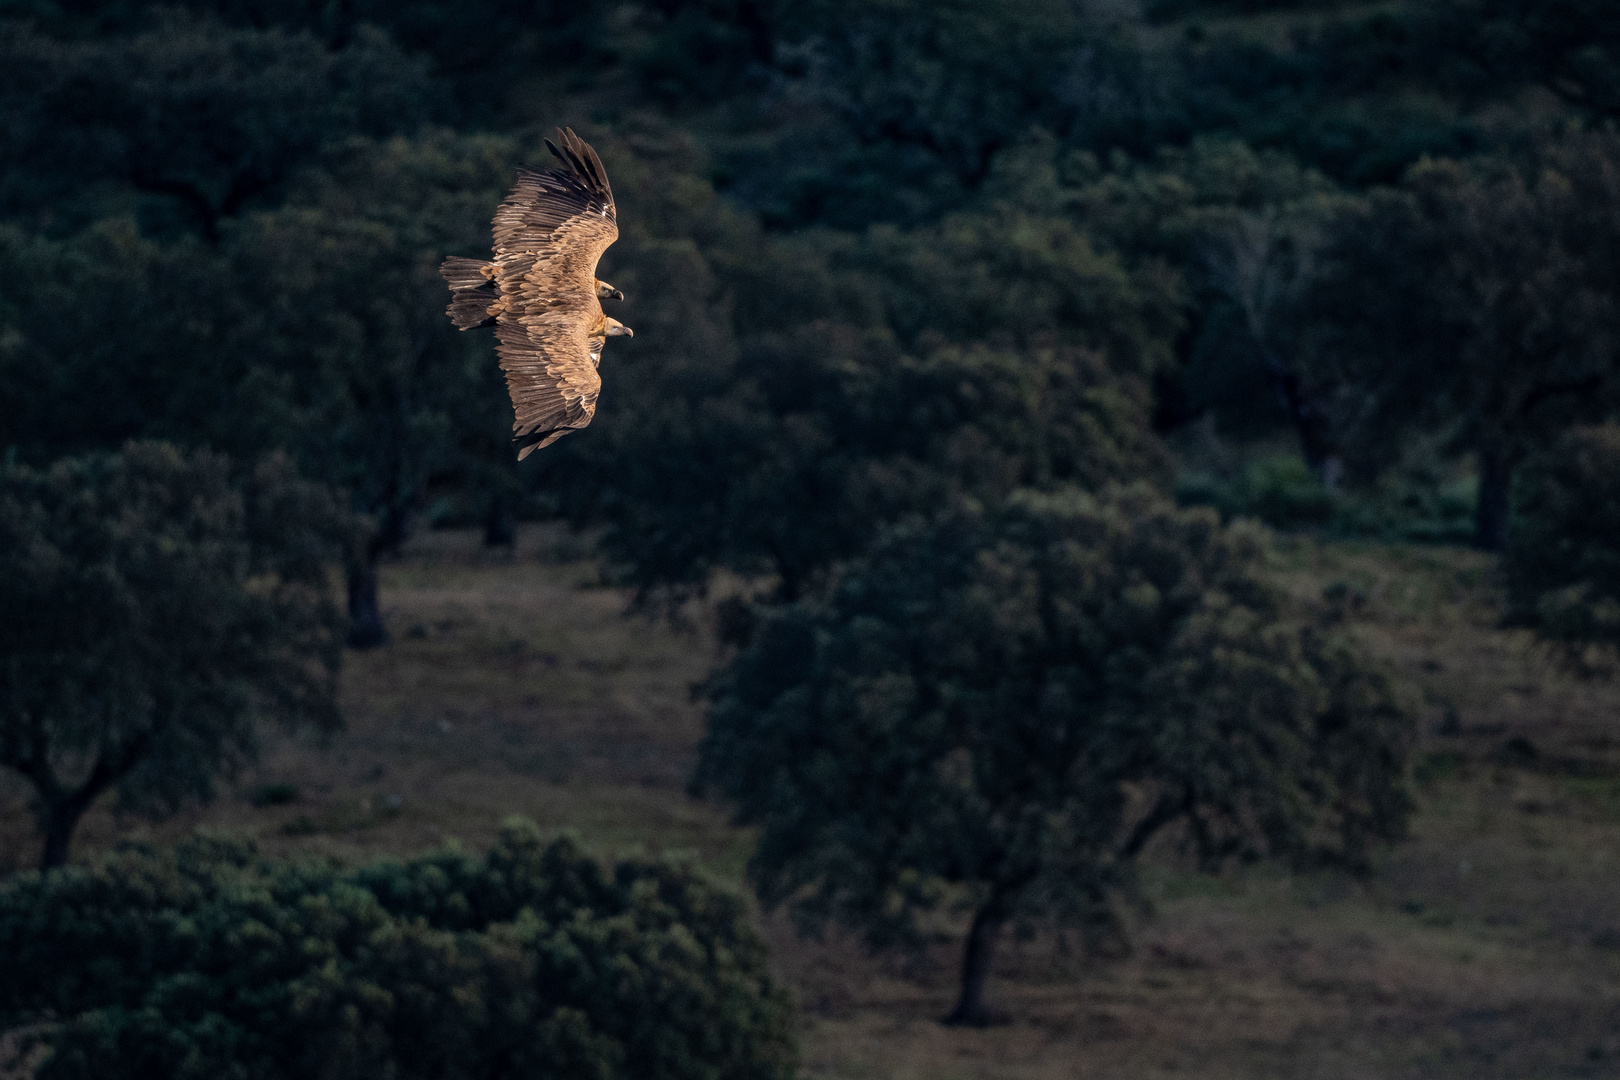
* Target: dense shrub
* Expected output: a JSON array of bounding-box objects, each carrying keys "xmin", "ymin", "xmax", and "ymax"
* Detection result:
[
  {"xmin": 1504, "ymin": 424, "xmax": 1620, "ymax": 658},
  {"xmin": 0, "ymin": 820, "xmax": 797, "ymax": 1080}
]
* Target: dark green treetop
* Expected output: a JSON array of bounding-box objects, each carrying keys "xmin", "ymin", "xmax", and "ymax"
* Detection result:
[
  {"xmin": 1425, "ymin": 0, "xmax": 1620, "ymax": 120},
  {"xmin": 0, "ymin": 819, "xmax": 798, "ymax": 1080},
  {"xmin": 0, "ymin": 12, "xmax": 432, "ymax": 239},
  {"xmin": 0, "ymin": 218, "xmax": 219, "ymax": 458},
  {"xmin": 0, "ymin": 441, "xmax": 351, "ymax": 869},
  {"xmin": 696, "ymin": 487, "xmax": 1411, "ymax": 1024}
]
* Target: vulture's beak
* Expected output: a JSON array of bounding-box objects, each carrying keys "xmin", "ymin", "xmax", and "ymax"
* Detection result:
[{"xmin": 609, "ymin": 289, "xmax": 624, "ymax": 302}]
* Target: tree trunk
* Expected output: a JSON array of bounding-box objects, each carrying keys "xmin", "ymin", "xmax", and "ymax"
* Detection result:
[
  {"xmin": 1262, "ymin": 347, "xmax": 1335, "ymax": 476},
  {"xmin": 945, "ymin": 897, "xmax": 1007, "ymax": 1027},
  {"xmin": 483, "ymin": 492, "xmax": 515, "ymax": 548},
  {"xmin": 1476, "ymin": 446, "xmax": 1511, "ymax": 552},
  {"xmin": 38, "ymin": 783, "xmax": 103, "ymax": 871},
  {"xmin": 347, "ymin": 558, "xmax": 389, "ymax": 648},
  {"xmin": 39, "ymin": 803, "xmax": 82, "ymax": 871}
]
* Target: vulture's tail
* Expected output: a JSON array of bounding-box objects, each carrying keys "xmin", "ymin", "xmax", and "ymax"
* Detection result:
[{"xmin": 440, "ymin": 256, "xmax": 499, "ymax": 330}]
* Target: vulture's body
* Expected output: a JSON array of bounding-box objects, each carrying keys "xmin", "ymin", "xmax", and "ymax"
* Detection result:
[{"xmin": 441, "ymin": 128, "xmax": 630, "ymax": 459}]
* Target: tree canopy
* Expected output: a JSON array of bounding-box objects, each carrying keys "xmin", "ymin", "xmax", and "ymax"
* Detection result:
[
  {"xmin": 0, "ymin": 820, "xmax": 797, "ymax": 1080},
  {"xmin": 0, "ymin": 13, "xmax": 433, "ymax": 239},
  {"xmin": 696, "ymin": 487, "xmax": 1411, "ymax": 1023},
  {"xmin": 0, "ymin": 441, "xmax": 351, "ymax": 868}
]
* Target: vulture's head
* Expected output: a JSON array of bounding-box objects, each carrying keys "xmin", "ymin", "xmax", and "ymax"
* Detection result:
[
  {"xmin": 604, "ymin": 317, "xmax": 634, "ymax": 338},
  {"xmin": 595, "ymin": 279, "xmax": 625, "ymax": 302}
]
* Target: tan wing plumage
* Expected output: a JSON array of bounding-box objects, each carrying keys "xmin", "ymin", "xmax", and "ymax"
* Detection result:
[{"xmin": 441, "ymin": 127, "xmax": 623, "ymax": 459}]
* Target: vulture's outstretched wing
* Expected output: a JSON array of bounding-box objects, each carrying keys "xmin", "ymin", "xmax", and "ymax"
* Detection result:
[
  {"xmin": 441, "ymin": 127, "xmax": 622, "ymax": 459},
  {"xmin": 496, "ymin": 307, "xmax": 603, "ymax": 459}
]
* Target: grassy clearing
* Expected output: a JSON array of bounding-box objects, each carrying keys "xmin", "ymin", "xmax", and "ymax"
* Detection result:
[{"xmin": 2, "ymin": 525, "xmax": 1618, "ymax": 1078}]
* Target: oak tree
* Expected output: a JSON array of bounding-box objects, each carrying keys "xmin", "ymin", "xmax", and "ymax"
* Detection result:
[
  {"xmin": 0, "ymin": 442, "xmax": 350, "ymax": 868},
  {"xmin": 1301, "ymin": 132, "xmax": 1620, "ymax": 547},
  {"xmin": 697, "ymin": 488, "xmax": 1411, "ymax": 1024}
]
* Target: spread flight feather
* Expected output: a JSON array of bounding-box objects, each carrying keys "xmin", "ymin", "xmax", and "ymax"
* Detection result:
[{"xmin": 440, "ymin": 127, "xmax": 631, "ymax": 459}]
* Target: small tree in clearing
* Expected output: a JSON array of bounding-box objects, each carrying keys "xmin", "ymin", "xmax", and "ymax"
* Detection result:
[
  {"xmin": 697, "ymin": 488, "xmax": 1411, "ymax": 1025},
  {"xmin": 0, "ymin": 441, "xmax": 350, "ymax": 869}
]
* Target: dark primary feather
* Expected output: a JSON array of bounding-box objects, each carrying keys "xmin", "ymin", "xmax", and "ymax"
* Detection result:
[
  {"xmin": 440, "ymin": 255, "xmax": 494, "ymax": 290},
  {"xmin": 547, "ymin": 127, "xmax": 615, "ymax": 215},
  {"xmin": 447, "ymin": 289, "xmax": 497, "ymax": 330},
  {"xmin": 439, "ymin": 256, "xmax": 497, "ymax": 328}
]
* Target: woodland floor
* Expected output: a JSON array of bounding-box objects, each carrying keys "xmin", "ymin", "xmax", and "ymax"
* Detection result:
[{"xmin": 3, "ymin": 524, "xmax": 1619, "ymax": 1079}]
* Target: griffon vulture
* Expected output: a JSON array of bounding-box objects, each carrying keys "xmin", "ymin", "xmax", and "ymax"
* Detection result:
[{"xmin": 440, "ymin": 127, "xmax": 631, "ymax": 459}]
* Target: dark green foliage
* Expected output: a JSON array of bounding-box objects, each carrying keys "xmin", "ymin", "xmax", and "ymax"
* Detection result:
[
  {"xmin": 580, "ymin": 320, "xmax": 1166, "ymax": 605},
  {"xmin": 1176, "ymin": 447, "xmax": 1478, "ymax": 542},
  {"xmin": 541, "ymin": 130, "xmax": 1176, "ymax": 607},
  {"xmin": 1, "ymin": 0, "xmax": 604, "ymax": 118},
  {"xmin": 624, "ymin": 0, "xmax": 776, "ymax": 104},
  {"xmin": 0, "ymin": 219, "xmax": 219, "ymax": 457},
  {"xmin": 0, "ymin": 13, "xmax": 432, "ymax": 238},
  {"xmin": 219, "ymin": 130, "xmax": 521, "ymax": 639},
  {"xmin": 1177, "ymin": 454, "xmax": 1335, "ymax": 529},
  {"xmin": 0, "ymin": 17, "xmax": 519, "ymax": 644},
  {"xmin": 716, "ymin": 0, "xmax": 1191, "ymax": 229},
  {"xmin": 0, "ymin": 820, "xmax": 798, "ymax": 1080},
  {"xmin": 696, "ymin": 487, "xmax": 1411, "ymax": 1021},
  {"xmin": 772, "ymin": 0, "xmax": 1091, "ymax": 194},
  {"xmin": 0, "ymin": 127, "xmax": 523, "ymax": 642},
  {"xmin": 1425, "ymin": 0, "xmax": 1620, "ymax": 119},
  {"xmin": 0, "ymin": 442, "xmax": 350, "ymax": 867},
  {"xmin": 248, "ymin": 782, "xmax": 299, "ymax": 806},
  {"xmin": 1504, "ymin": 424, "xmax": 1620, "ymax": 657},
  {"xmin": 1300, "ymin": 130, "xmax": 1620, "ymax": 547},
  {"xmin": 3, "ymin": 0, "xmax": 1603, "ymax": 587}
]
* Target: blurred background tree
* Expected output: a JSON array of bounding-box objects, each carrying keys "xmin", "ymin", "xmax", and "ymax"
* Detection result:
[
  {"xmin": 550, "ymin": 149, "xmax": 1177, "ymax": 607},
  {"xmin": 219, "ymin": 130, "xmax": 520, "ymax": 643},
  {"xmin": 0, "ymin": 14, "xmax": 434, "ymax": 239},
  {"xmin": 5, "ymin": 0, "xmax": 1616, "ymax": 596},
  {"xmin": 0, "ymin": 442, "xmax": 350, "ymax": 869},
  {"xmin": 1298, "ymin": 131, "xmax": 1620, "ymax": 548}
]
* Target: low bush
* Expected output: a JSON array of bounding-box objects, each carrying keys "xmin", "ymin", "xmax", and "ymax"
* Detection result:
[
  {"xmin": 0, "ymin": 820, "xmax": 797, "ymax": 1080},
  {"xmin": 1504, "ymin": 424, "xmax": 1620, "ymax": 660}
]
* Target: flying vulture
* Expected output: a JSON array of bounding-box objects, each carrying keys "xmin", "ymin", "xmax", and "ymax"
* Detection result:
[{"xmin": 440, "ymin": 127, "xmax": 631, "ymax": 459}]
